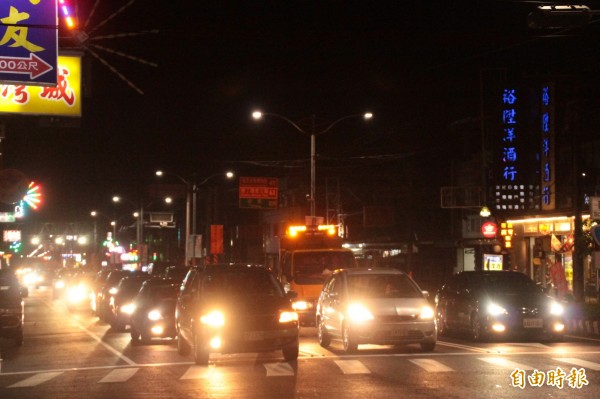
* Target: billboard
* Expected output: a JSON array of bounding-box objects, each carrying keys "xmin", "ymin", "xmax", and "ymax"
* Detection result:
[
  {"xmin": 0, "ymin": 54, "xmax": 81, "ymax": 116},
  {"xmin": 0, "ymin": 0, "xmax": 58, "ymax": 86},
  {"xmin": 239, "ymin": 177, "xmax": 278, "ymax": 209}
]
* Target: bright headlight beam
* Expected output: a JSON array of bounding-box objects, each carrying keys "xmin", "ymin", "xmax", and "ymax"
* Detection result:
[
  {"xmin": 200, "ymin": 310, "xmax": 225, "ymax": 327},
  {"xmin": 347, "ymin": 303, "xmax": 374, "ymax": 322},
  {"xmin": 487, "ymin": 303, "xmax": 507, "ymax": 316}
]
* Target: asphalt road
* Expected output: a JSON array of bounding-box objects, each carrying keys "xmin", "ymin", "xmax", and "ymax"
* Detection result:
[{"xmin": 1, "ymin": 287, "xmax": 599, "ymax": 399}]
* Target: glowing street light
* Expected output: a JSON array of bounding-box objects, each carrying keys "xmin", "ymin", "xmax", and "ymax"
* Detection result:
[{"xmin": 252, "ymin": 111, "xmax": 373, "ymax": 217}]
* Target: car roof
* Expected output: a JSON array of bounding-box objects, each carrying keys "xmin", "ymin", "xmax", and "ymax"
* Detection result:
[
  {"xmin": 335, "ymin": 267, "xmax": 406, "ymax": 276},
  {"xmin": 200, "ymin": 263, "xmax": 266, "ymax": 273}
]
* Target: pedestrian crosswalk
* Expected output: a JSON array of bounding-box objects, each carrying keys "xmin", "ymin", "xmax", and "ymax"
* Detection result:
[{"xmin": 2, "ymin": 355, "xmax": 600, "ymax": 388}]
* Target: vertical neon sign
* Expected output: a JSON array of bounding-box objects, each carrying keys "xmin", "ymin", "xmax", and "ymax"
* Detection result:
[{"xmin": 540, "ymin": 84, "xmax": 555, "ymax": 210}]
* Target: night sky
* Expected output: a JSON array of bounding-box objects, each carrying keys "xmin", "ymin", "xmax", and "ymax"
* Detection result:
[{"xmin": 3, "ymin": 1, "xmax": 600, "ymax": 224}]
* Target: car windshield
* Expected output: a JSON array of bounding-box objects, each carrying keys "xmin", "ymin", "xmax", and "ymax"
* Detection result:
[
  {"xmin": 476, "ymin": 272, "xmax": 540, "ymax": 294},
  {"xmin": 147, "ymin": 284, "xmax": 179, "ymax": 300},
  {"xmin": 294, "ymin": 251, "xmax": 355, "ymax": 284},
  {"xmin": 347, "ymin": 274, "xmax": 423, "ymax": 299},
  {"xmin": 202, "ymin": 271, "xmax": 283, "ymax": 298}
]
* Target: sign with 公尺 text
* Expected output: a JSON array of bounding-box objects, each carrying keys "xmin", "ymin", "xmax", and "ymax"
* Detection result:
[
  {"xmin": 0, "ymin": 54, "xmax": 80, "ymax": 116},
  {"xmin": 0, "ymin": 0, "xmax": 58, "ymax": 86}
]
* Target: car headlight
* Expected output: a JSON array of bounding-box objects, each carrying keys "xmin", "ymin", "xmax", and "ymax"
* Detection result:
[
  {"xmin": 550, "ymin": 301, "xmax": 564, "ymax": 316},
  {"xmin": 121, "ymin": 303, "xmax": 136, "ymax": 315},
  {"xmin": 67, "ymin": 286, "xmax": 87, "ymax": 302},
  {"xmin": 279, "ymin": 311, "xmax": 299, "ymax": 323},
  {"xmin": 200, "ymin": 310, "xmax": 225, "ymax": 327},
  {"xmin": 347, "ymin": 303, "xmax": 374, "ymax": 323},
  {"xmin": 487, "ymin": 303, "xmax": 508, "ymax": 316},
  {"xmin": 419, "ymin": 306, "xmax": 435, "ymax": 320},
  {"xmin": 108, "ymin": 287, "xmax": 118, "ymax": 295},
  {"xmin": 55, "ymin": 280, "xmax": 65, "ymax": 289},
  {"xmin": 292, "ymin": 300, "xmax": 310, "ymax": 311},
  {"xmin": 148, "ymin": 310, "xmax": 162, "ymax": 320}
]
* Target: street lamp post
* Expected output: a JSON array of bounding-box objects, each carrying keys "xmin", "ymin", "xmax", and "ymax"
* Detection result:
[
  {"xmin": 252, "ymin": 111, "xmax": 373, "ymax": 217},
  {"xmin": 156, "ymin": 170, "xmax": 234, "ymax": 265},
  {"xmin": 112, "ymin": 195, "xmax": 170, "ymax": 263}
]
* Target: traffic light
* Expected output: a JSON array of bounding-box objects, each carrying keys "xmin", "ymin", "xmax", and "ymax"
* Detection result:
[{"xmin": 528, "ymin": 5, "xmax": 592, "ymax": 30}]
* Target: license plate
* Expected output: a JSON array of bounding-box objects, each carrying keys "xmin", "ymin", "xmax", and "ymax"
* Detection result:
[
  {"xmin": 523, "ymin": 318, "xmax": 543, "ymax": 328},
  {"xmin": 244, "ymin": 331, "xmax": 266, "ymax": 341},
  {"xmin": 390, "ymin": 329, "xmax": 407, "ymax": 337}
]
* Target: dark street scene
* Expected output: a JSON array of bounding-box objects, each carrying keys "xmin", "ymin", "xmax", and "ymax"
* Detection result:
[{"xmin": 1, "ymin": 1, "xmax": 600, "ymax": 398}]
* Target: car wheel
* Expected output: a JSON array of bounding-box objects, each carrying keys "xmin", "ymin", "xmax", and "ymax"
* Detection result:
[
  {"xmin": 193, "ymin": 333, "xmax": 209, "ymax": 365},
  {"xmin": 141, "ymin": 331, "xmax": 152, "ymax": 345},
  {"xmin": 282, "ymin": 342, "xmax": 299, "ymax": 361},
  {"xmin": 177, "ymin": 329, "xmax": 191, "ymax": 356},
  {"xmin": 342, "ymin": 322, "xmax": 358, "ymax": 353},
  {"xmin": 317, "ymin": 318, "xmax": 331, "ymax": 348},
  {"xmin": 436, "ymin": 311, "xmax": 450, "ymax": 337},
  {"xmin": 420, "ymin": 341, "xmax": 436, "ymax": 352},
  {"xmin": 471, "ymin": 314, "xmax": 487, "ymax": 342},
  {"xmin": 130, "ymin": 326, "xmax": 141, "ymax": 343}
]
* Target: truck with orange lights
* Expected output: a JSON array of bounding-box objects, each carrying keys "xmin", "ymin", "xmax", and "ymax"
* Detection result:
[{"xmin": 275, "ymin": 224, "xmax": 358, "ymax": 326}]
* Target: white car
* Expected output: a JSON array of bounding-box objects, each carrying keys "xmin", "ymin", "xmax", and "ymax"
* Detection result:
[{"xmin": 316, "ymin": 268, "xmax": 437, "ymax": 353}]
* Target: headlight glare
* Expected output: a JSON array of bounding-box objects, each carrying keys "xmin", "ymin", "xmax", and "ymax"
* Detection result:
[
  {"xmin": 200, "ymin": 310, "xmax": 225, "ymax": 327},
  {"xmin": 279, "ymin": 311, "xmax": 298, "ymax": 323},
  {"xmin": 292, "ymin": 301, "xmax": 309, "ymax": 311},
  {"xmin": 419, "ymin": 306, "xmax": 435, "ymax": 320},
  {"xmin": 121, "ymin": 303, "xmax": 136, "ymax": 315},
  {"xmin": 347, "ymin": 303, "xmax": 374, "ymax": 322},
  {"xmin": 487, "ymin": 303, "xmax": 507, "ymax": 316},
  {"xmin": 550, "ymin": 301, "xmax": 564, "ymax": 316},
  {"xmin": 148, "ymin": 310, "xmax": 162, "ymax": 320}
]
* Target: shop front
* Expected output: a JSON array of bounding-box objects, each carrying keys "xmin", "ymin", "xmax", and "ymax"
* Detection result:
[{"xmin": 508, "ymin": 215, "xmax": 595, "ymax": 300}]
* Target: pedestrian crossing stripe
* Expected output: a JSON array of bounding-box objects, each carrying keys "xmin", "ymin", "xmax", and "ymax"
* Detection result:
[
  {"xmin": 409, "ymin": 358, "xmax": 455, "ymax": 372},
  {"xmin": 478, "ymin": 357, "xmax": 535, "ymax": 370},
  {"xmin": 4, "ymin": 357, "xmax": 600, "ymax": 387},
  {"xmin": 99, "ymin": 368, "xmax": 140, "ymax": 383},
  {"xmin": 554, "ymin": 358, "xmax": 600, "ymax": 371},
  {"xmin": 180, "ymin": 365, "xmax": 217, "ymax": 380},
  {"xmin": 334, "ymin": 360, "xmax": 371, "ymax": 374},
  {"xmin": 8, "ymin": 372, "xmax": 63, "ymax": 388},
  {"xmin": 264, "ymin": 362, "xmax": 295, "ymax": 376}
]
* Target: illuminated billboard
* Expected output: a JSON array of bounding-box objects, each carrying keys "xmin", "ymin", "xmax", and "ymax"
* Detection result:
[{"xmin": 0, "ymin": 54, "xmax": 81, "ymax": 117}]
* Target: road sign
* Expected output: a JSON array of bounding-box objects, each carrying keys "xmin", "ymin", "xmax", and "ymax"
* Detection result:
[
  {"xmin": 239, "ymin": 177, "xmax": 278, "ymax": 209},
  {"xmin": 0, "ymin": 1, "xmax": 58, "ymax": 86}
]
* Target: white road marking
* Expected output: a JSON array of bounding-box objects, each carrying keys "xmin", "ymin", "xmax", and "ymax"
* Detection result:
[
  {"xmin": 478, "ymin": 357, "xmax": 534, "ymax": 370},
  {"xmin": 180, "ymin": 365, "xmax": 217, "ymax": 379},
  {"xmin": 409, "ymin": 358, "xmax": 454, "ymax": 372},
  {"xmin": 264, "ymin": 362, "xmax": 295, "ymax": 376},
  {"xmin": 43, "ymin": 299, "xmax": 137, "ymax": 366},
  {"xmin": 334, "ymin": 359, "xmax": 371, "ymax": 374},
  {"xmin": 8, "ymin": 372, "xmax": 63, "ymax": 388},
  {"xmin": 554, "ymin": 358, "xmax": 600, "ymax": 371},
  {"xmin": 98, "ymin": 367, "xmax": 140, "ymax": 383}
]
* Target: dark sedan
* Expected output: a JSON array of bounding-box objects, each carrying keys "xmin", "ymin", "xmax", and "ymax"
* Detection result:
[
  {"xmin": 435, "ymin": 270, "xmax": 566, "ymax": 341},
  {"xmin": 130, "ymin": 277, "xmax": 180, "ymax": 344},
  {"xmin": 176, "ymin": 264, "xmax": 299, "ymax": 365}
]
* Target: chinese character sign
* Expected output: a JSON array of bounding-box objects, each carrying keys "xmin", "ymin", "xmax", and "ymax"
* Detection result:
[
  {"xmin": 540, "ymin": 84, "xmax": 555, "ymax": 211},
  {"xmin": 0, "ymin": 54, "xmax": 80, "ymax": 116},
  {"xmin": 0, "ymin": 0, "xmax": 58, "ymax": 86}
]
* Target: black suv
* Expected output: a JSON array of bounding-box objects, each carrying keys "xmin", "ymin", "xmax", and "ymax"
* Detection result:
[
  {"xmin": 176, "ymin": 264, "xmax": 299, "ymax": 365},
  {"xmin": 0, "ymin": 268, "xmax": 26, "ymax": 346}
]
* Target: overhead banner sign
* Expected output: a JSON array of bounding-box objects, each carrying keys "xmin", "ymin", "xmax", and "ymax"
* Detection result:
[
  {"xmin": 239, "ymin": 177, "xmax": 278, "ymax": 209},
  {"xmin": 0, "ymin": 54, "xmax": 81, "ymax": 116},
  {"xmin": 0, "ymin": 0, "xmax": 58, "ymax": 86}
]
